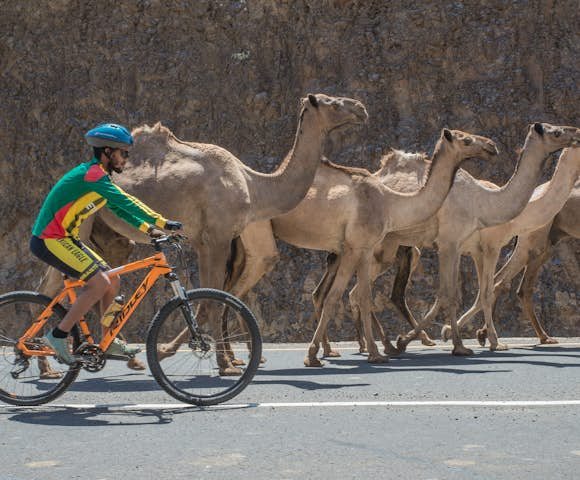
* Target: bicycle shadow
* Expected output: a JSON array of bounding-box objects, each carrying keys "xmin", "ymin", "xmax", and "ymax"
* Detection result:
[{"xmin": 1, "ymin": 403, "xmax": 251, "ymax": 427}]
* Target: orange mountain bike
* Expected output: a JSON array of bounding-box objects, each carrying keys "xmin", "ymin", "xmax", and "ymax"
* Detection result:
[{"xmin": 0, "ymin": 234, "xmax": 262, "ymax": 406}]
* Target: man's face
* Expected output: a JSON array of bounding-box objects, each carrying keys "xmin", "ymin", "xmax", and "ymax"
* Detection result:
[{"xmin": 108, "ymin": 148, "xmax": 129, "ymax": 174}]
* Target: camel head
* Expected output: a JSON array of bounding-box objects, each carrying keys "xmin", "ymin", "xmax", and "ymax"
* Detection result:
[
  {"xmin": 300, "ymin": 93, "xmax": 368, "ymax": 134},
  {"xmin": 438, "ymin": 128, "xmax": 499, "ymax": 163},
  {"xmin": 129, "ymin": 122, "xmax": 175, "ymax": 166},
  {"xmin": 528, "ymin": 123, "xmax": 580, "ymax": 152}
]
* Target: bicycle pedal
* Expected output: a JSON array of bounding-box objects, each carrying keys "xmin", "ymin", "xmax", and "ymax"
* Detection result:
[{"xmin": 105, "ymin": 354, "xmax": 132, "ymax": 361}]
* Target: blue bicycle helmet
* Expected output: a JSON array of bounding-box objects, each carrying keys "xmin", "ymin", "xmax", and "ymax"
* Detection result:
[{"xmin": 85, "ymin": 123, "xmax": 134, "ymax": 149}]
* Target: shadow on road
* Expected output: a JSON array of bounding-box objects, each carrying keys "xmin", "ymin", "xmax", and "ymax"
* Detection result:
[{"xmin": 1, "ymin": 403, "xmax": 252, "ymax": 427}]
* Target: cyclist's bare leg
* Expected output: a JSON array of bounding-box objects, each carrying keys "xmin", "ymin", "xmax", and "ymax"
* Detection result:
[
  {"xmin": 37, "ymin": 269, "xmax": 112, "ymax": 377},
  {"xmin": 37, "ymin": 267, "xmax": 67, "ymax": 378},
  {"xmin": 58, "ymin": 271, "xmax": 110, "ymax": 332}
]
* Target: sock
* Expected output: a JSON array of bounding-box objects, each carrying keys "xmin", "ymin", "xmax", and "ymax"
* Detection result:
[{"xmin": 52, "ymin": 327, "xmax": 69, "ymax": 339}]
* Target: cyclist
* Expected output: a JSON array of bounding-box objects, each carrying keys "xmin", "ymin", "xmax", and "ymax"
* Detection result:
[{"xmin": 30, "ymin": 123, "xmax": 182, "ymax": 365}]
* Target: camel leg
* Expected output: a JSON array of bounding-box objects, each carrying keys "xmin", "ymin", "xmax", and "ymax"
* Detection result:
[
  {"xmin": 396, "ymin": 244, "xmax": 448, "ymax": 352},
  {"xmin": 158, "ymin": 237, "xmax": 242, "ymax": 375},
  {"xmin": 476, "ymin": 231, "xmax": 546, "ymax": 346},
  {"xmin": 479, "ymin": 248, "xmax": 508, "ymax": 351},
  {"xmin": 447, "ymin": 247, "xmax": 487, "ymax": 344},
  {"xmin": 350, "ymin": 301, "xmax": 367, "ymax": 354},
  {"xmin": 440, "ymin": 247, "xmax": 473, "ymax": 356},
  {"xmin": 350, "ymin": 257, "xmax": 389, "ymax": 364},
  {"xmin": 391, "ymin": 246, "xmax": 435, "ymax": 346},
  {"xmin": 227, "ymin": 226, "xmax": 280, "ymax": 364},
  {"xmin": 517, "ymin": 245, "xmax": 557, "ymax": 344},
  {"xmin": 349, "ymin": 289, "xmax": 399, "ymax": 356},
  {"xmin": 305, "ymin": 252, "xmax": 361, "ymax": 367},
  {"xmin": 400, "ymin": 246, "xmax": 472, "ymax": 355},
  {"xmin": 312, "ymin": 253, "xmax": 342, "ymax": 357}
]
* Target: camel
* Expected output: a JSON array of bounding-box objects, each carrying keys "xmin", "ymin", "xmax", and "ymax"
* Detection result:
[
  {"xmin": 439, "ymin": 148, "xmax": 580, "ymax": 349},
  {"xmin": 39, "ymin": 93, "xmax": 368, "ymax": 374},
  {"xmin": 218, "ymin": 129, "xmax": 499, "ymax": 366},
  {"xmin": 450, "ymin": 176, "xmax": 580, "ymax": 346},
  {"xmin": 394, "ymin": 123, "xmax": 580, "ymax": 355}
]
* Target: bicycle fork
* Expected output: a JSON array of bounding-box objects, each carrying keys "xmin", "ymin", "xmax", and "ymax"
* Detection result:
[{"xmin": 165, "ymin": 273, "xmax": 210, "ymax": 353}]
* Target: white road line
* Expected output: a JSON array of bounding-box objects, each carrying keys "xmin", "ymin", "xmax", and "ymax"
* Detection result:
[{"xmin": 2, "ymin": 400, "xmax": 580, "ymax": 411}]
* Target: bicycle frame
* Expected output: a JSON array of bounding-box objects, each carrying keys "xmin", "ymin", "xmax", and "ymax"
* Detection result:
[{"xmin": 17, "ymin": 250, "xmax": 175, "ymax": 357}]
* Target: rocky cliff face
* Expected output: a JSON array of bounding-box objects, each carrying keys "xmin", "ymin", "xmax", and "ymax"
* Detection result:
[{"xmin": 1, "ymin": 0, "xmax": 577, "ymax": 341}]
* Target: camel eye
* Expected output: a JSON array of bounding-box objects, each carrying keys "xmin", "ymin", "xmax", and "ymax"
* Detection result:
[
  {"xmin": 554, "ymin": 130, "xmax": 562, "ymax": 138},
  {"xmin": 463, "ymin": 137, "xmax": 473, "ymax": 145}
]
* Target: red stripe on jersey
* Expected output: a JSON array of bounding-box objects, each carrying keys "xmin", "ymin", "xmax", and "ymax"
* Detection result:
[
  {"xmin": 84, "ymin": 164, "xmax": 107, "ymax": 182},
  {"xmin": 40, "ymin": 201, "xmax": 73, "ymax": 239}
]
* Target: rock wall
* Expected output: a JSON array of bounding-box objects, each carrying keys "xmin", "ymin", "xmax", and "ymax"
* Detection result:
[{"xmin": 0, "ymin": 0, "xmax": 578, "ymax": 341}]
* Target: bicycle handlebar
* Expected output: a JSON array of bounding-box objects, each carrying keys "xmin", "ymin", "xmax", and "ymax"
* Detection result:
[{"xmin": 151, "ymin": 233, "xmax": 188, "ymax": 251}]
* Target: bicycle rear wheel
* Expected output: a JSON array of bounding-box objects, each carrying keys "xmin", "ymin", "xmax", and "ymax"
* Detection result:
[
  {"xmin": 146, "ymin": 288, "xmax": 262, "ymax": 406},
  {"xmin": 0, "ymin": 291, "xmax": 80, "ymax": 406}
]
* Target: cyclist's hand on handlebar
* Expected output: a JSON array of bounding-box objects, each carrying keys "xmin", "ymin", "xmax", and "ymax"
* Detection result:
[
  {"xmin": 165, "ymin": 220, "xmax": 183, "ymax": 231},
  {"xmin": 148, "ymin": 227, "xmax": 165, "ymax": 238}
]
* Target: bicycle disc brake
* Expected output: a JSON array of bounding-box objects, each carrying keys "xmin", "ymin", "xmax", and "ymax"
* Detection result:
[
  {"xmin": 189, "ymin": 333, "xmax": 214, "ymax": 359},
  {"xmin": 76, "ymin": 343, "xmax": 106, "ymax": 372}
]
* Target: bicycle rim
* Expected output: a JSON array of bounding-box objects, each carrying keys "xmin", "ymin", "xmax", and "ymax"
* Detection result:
[
  {"xmin": 147, "ymin": 288, "xmax": 262, "ymax": 406},
  {"xmin": 0, "ymin": 291, "xmax": 80, "ymax": 406}
]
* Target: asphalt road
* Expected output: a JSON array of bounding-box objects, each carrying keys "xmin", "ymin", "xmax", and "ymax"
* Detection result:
[{"xmin": 2, "ymin": 338, "xmax": 580, "ymax": 480}]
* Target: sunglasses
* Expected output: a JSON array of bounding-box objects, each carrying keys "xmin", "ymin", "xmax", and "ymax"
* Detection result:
[{"xmin": 117, "ymin": 149, "xmax": 130, "ymax": 159}]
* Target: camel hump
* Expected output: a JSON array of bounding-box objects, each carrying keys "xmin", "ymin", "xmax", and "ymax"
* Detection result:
[{"xmin": 321, "ymin": 156, "xmax": 371, "ymax": 176}]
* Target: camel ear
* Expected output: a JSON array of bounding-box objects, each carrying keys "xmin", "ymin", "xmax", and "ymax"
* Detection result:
[
  {"xmin": 308, "ymin": 94, "xmax": 319, "ymax": 108},
  {"xmin": 443, "ymin": 129, "xmax": 453, "ymax": 142},
  {"xmin": 534, "ymin": 123, "xmax": 544, "ymax": 135}
]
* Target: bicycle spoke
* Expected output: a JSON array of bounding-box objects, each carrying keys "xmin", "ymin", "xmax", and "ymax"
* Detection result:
[{"xmin": 147, "ymin": 288, "xmax": 261, "ymax": 406}]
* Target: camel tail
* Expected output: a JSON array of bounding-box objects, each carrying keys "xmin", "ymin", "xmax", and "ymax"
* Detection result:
[{"xmin": 224, "ymin": 236, "xmax": 245, "ymax": 290}]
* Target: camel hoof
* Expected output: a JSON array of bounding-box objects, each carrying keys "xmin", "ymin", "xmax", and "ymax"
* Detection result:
[
  {"xmin": 490, "ymin": 343, "xmax": 509, "ymax": 352},
  {"xmin": 441, "ymin": 325, "xmax": 452, "ymax": 343},
  {"xmin": 127, "ymin": 357, "xmax": 146, "ymax": 371},
  {"xmin": 540, "ymin": 337, "xmax": 558, "ymax": 345},
  {"xmin": 384, "ymin": 342, "xmax": 401, "ymax": 356},
  {"xmin": 219, "ymin": 366, "xmax": 243, "ymax": 376},
  {"xmin": 322, "ymin": 350, "xmax": 341, "ymax": 358},
  {"xmin": 452, "ymin": 346, "xmax": 474, "ymax": 356},
  {"xmin": 359, "ymin": 347, "xmax": 368, "ymax": 354},
  {"xmin": 368, "ymin": 353, "xmax": 389, "ymax": 364},
  {"xmin": 476, "ymin": 328, "xmax": 488, "ymax": 347},
  {"xmin": 231, "ymin": 357, "xmax": 246, "ymax": 366},
  {"xmin": 157, "ymin": 345, "xmax": 178, "ymax": 361},
  {"xmin": 40, "ymin": 370, "xmax": 63, "ymax": 380},
  {"xmin": 304, "ymin": 356, "xmax": 324, "ymax": 367},
  {"xmin": 260, "ymin": 356, "xmax": 267, "ymax": 364},
  {"xmin": 420, "ymin": 332, "xmax": 436, "ymax": 346},
  {"xmin": 395, "ymin": 335, "xmax": 408, "ymax": 353}
]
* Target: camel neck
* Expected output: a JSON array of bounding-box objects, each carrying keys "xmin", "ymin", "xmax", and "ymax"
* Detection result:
[
  {"xmin": 478, "ymin": 135, "xmax": 549, "ymax": 227},
  {"xmin": 509, "ymin": 148, "xmax": 579, "ymax": 232},
  {"xmin": 379, "ymin": 141, "xmax": 460, "ymax": 230},
  {"xmin": 245, "ymin": 108, "xmax": 324, "ymax": 221}
]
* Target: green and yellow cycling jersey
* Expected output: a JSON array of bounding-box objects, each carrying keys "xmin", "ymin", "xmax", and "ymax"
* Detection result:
[{"xmin": 32, "ymin": 157, "xmax": 167, "ymax": 239}]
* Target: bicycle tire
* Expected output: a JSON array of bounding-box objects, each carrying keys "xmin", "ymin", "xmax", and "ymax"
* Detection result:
[
  {"xmin": 0, "ymin": 291, "xmax": 81, "ymax": 406},
  {"xmin": 146, "ymin": 288, "xmax": 262, "ymax": 406}
]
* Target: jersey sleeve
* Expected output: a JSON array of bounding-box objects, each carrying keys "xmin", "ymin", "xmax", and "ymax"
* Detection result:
[{"xmin": 92, "ymin": 176, "xmax": 169, "ymax": 233}]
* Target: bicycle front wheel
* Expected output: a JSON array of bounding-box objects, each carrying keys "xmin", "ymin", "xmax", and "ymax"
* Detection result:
[
  {"xmin": 146, "ymin": 288, "xmax": 262, "ymax": 406},
  {"xmin": 0, "ymin": 291, "xmax": 81, "ymax": 406}
]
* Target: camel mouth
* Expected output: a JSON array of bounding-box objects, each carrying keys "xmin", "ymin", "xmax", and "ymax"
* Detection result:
[
  {"xmin": 484, "ymin": 145, "xmax": 499, "ymax": 157},
  {"xmin": 354, "ymin": 108, "xmax": 369, "ymax": 124}
]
